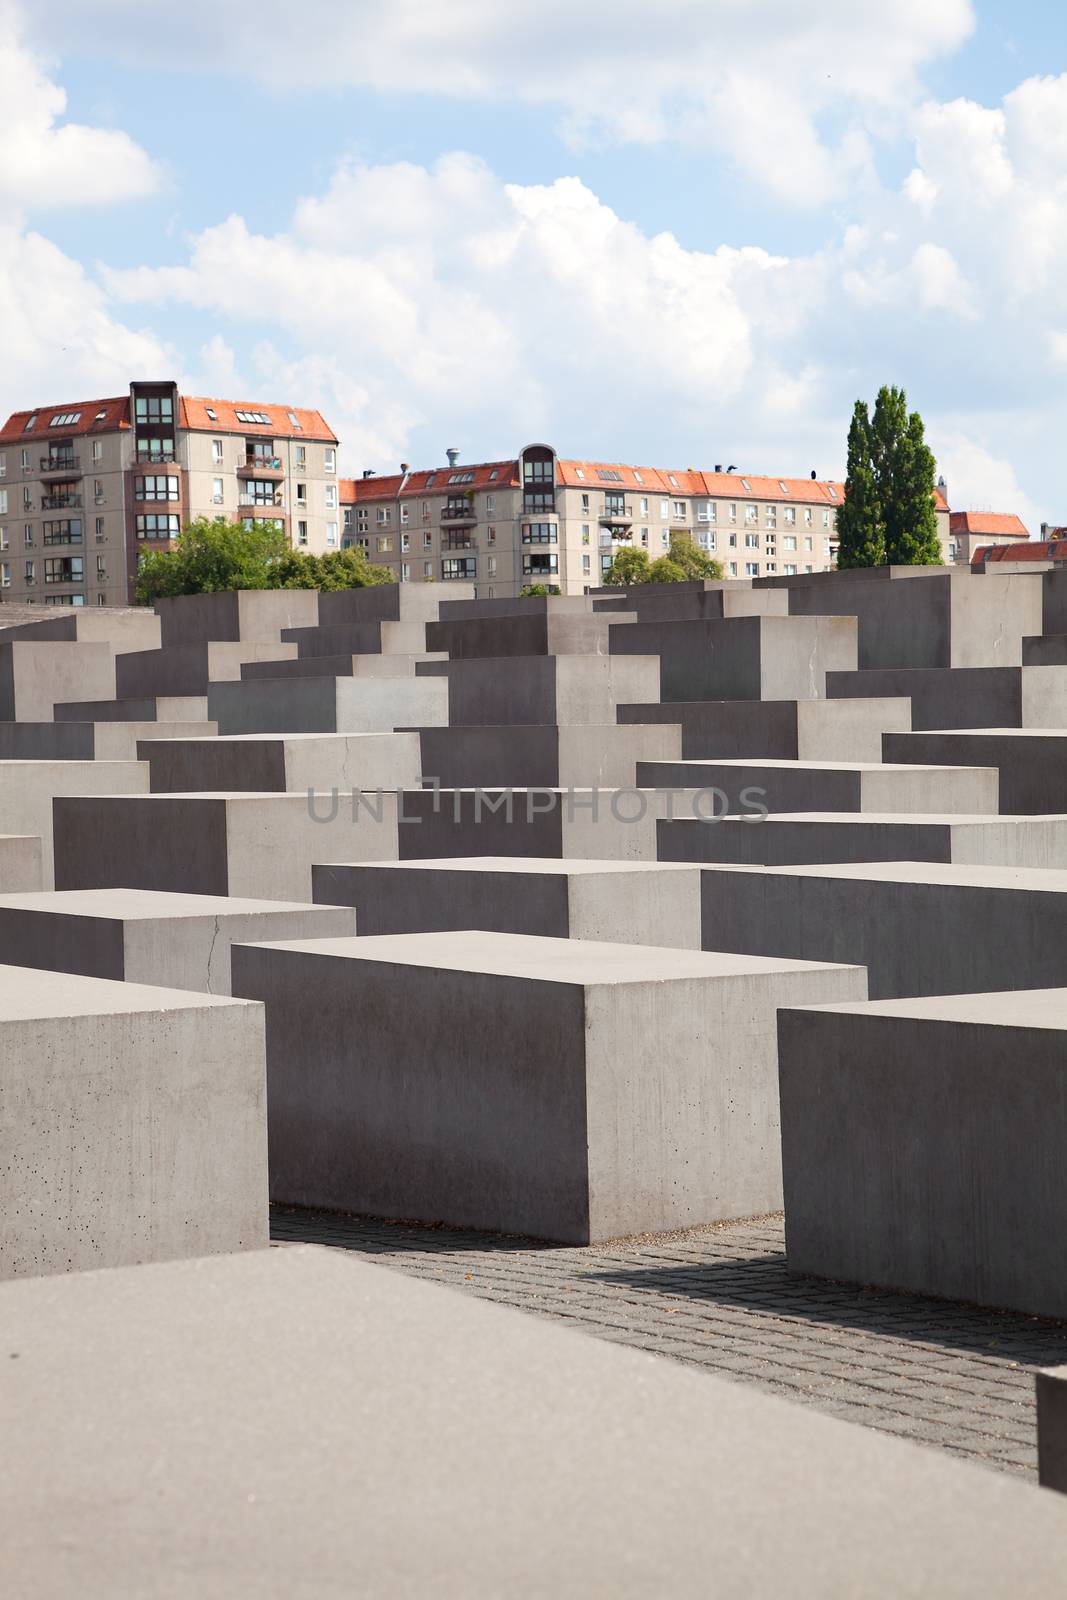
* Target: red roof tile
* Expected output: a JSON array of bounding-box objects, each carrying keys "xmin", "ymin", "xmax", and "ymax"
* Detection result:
[
  {"xmin": 179, "ymin": 397, "xmax": 336, "ymax": 442},
  {"xmin": 972, "ymin": 540, "xmax": 1061, "ymax": 564},
  {"xmin": 950, "ymin": 512, "xmax": 1029, "ymax": 538},
  {"xmin": 0, "ymin": 398, "xmax": 130, "ymax": 443},
  {"xmin": 341, "ymin": 461, "xmax": 519, "ymax": 503}
]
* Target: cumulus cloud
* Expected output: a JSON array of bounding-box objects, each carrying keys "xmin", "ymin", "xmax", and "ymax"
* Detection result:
[{"xmin": 26, "ymin": 0, "xmax": 975, "ymax": 206}]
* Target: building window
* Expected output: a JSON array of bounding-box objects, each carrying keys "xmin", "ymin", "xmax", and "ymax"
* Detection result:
[
  {"xmin": 0, "ymin": 563, "xmax": 8, "ymax": 587},
  {"xmin": 19, "ymin": 448, "xmax": 29, "ymax": 469},
  {"xmin": 823, "ymin": 511, "xmax": 831, "ymax": 527},
  {"xmin": 523, "ymin": 553, "xmax": 558, "ymax": 576},
  {"xmin": 93, "ymin": 479, "xmax": 104, "ymax": 503},
  {"xmin": 0, "ymin": 528, "xmax": 6, "ymax": 551},
  {"xmin": 401, "ymin": 533, "xmax": 410, "ymax": 552},
  {"xmin": 784, "ymin": 564, "xmax": 797, "ymax": 575},
  {"xmin": 136, "ymin": 474, "xmax": 179, "ymax": 502},
  {"xmin": 96, "ymin": 555, "xmax": 107, "ymax": 577},
  {"xmin": 522, "ymin": 522, "xmax": 557, "ymax": 544},
  {"xmin": 92, "ymin": 441, "xmax": 103, "ymax": 463},
  {"xmin": 422, "ymin": 501, "xmax": 430, "ymax": 520},
  {"xmin": 441, "ymin": 557, "xmax": 476, "ymax": 579},
  {"xmin": 324, "ymin": 448, "xmax": 336, "ymax": 474},
  {"xmin": 581, "ymin": 524, "xmax": 590, "ymax": 544},
  {"xmin": 241, "ymin": 480, "xmax": 279, "ymax": 507},
  {"xmin": 377, "ymin": 536, "xmax": 393, "ymax": 552},
  {"xmin": 673, "ymin": 500, "xmax": 686, "ymax": 519},
  {"xmin": 698, "ymin": 501, "xmax": 716, "ymax": 522},
  {"xmin": 209, "ymin": 478, "xmax": 223, "ymax": 506},
  {"xmin": 804, "ymin": 508, "xmax": 813, "ymax": 526},
  {"xmin": 376, "ymin": 507, "xmax": 391, "ymax": 525},
  {"xmin": 745, "ymin": 562, "xmax": 759, "ymax": 576},
  {"xmin": 45, "ymin": 556, "xmax": 84, "ymax": 584},
  {"xmin": 326, "ymin": 522, "xmax": 339, "ymax": 547},
  {"xmin": 297, "ymin": 521, "xmax": 308, "ymax": 545},
  {"xmin": 486, "ymin": 495, "xmax": 495, "ymax": 514},
  {"xmin": 422, "ymin": 531, "xmax": 432, "ymax": 551},
  {"xmin": 401, "ymin": 562, "xmax": 411, "ymax": 582},
  {"xmin": 400, "ymin": 504, "xmax": 410, "ymax": 524},
  {"xmin": 784, "ymin": 506, "xmax": 795, "ymax": 525},
  {"xmin": 43, "ymin": 519, "xmax": 82, "ymax": 546},
  {"xmin": 212, "ymin": 439, "xmax": 224, "ymax": 464},
  {"xmin": 22, "ymin": 486, "xmax": 32, "ymax": 510},
  {"xmin": 0, "ymin": 489, "xmax": 6, "ymax": 515},
  {"xmin": 0, "ymin": 455, "xmax": 5, "ymax": 478},
  {"xmin": 134, "ymin": 396, "xmax": 173, "ymax": 423},
  {"xmin": 745, "ymin": 505, "xmax": 757, "ymax": 524},
  {"xmin": 95, "ymin": 517, "xmax": 104, "ymax": 539},
  {"xmin": 660, "ymin": 500, "xmax": 669, "ymax": 520},
  {"xmin": 582, "ymin": 554, "xmax": 590, "ymax": 575},
  {"xmin": 23, "ymin": 524, "xmax": 33, "ymax": 546},
  {"xmin": 581, "ymin": 493, "xmax": 590, "ymax": 513},
  {"xmin": 783, "ymin": 535, "xmax": 797, "ymax": 550},
  {"xmin": 744, "ymin": 532, "xmax": 759, "ymax": 548},
  {"xmin": 136, "ymin": 514, "xmax": 180, "ymax": 539},
  {"xmin": 423, "ymin": 562, "xmax": 432, "ymax": 578},
  {"xmin": 295, "ymin": 483, "xmax": 307, "ymax": 507},
  {"xmin": 487, "ymin": 556, "xmax": 497, "ymax": 576},
  {"xmin": 325, "ymin": 484, "xmax": 337, "ymax": 510},
  {"xmin": 486, "ymin": 527, "xmax": 496, "ymax": 545},
  {"xmin": 24, "ymin": 560, "xmax": 35, "ymax": 584},
  {"xmin": 766, "ymin": 506, "xmax": 776, "ymax": 527},
  {"xmin": 136, "ymin": 437, "xmax": 174, "ymax": 463},
  {"xmin": 295, "ymin": 446, "xmax": 306, "ymax": 470}
]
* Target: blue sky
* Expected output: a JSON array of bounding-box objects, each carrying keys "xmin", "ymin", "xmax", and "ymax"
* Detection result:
[{"xmin": 5, "ymin": 0, "xmax": 1067, "ymax": 525}]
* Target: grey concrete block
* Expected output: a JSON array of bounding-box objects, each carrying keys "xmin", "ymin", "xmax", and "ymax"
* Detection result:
[
  {"xmin": 0, "ymin": 641, "xmax": 116, "ymax": 720},
  {"xmin": 883, "ymin": 729, "xmax": 1067, "ymax": 813},
  {"xmin": 0, "ymin": 963, "xmax": 266, "ymax": 1279},
  {"xmin": 636, "ymin": 758, "xmax": 998, "ymax": 815},
  {"xmin": 440, "ymin": 655, "xmax": 661, "ymax": 726},
  {"xmin": 0, "ymin": 835, "xmax": 43, "ymax": 891},
  {"xmin": 138, "ymin": 731, "xmax": 421, "ymax": 794},
  {"xmin": 658, "ymin": 812, "xmax": 1067, "ymax": 868},
  {"xmin": 231, "ymin": 930, "xmax": 865, "ymax": 1241},
  {"xmin": 4, "ymin": 1245, "xmax": 1064, "ymax": 1597},
  {"xmin": 54, "ymin": 695, "xmax": 210, "ymax": 723},
  {"xmin": 313, "ymin": 857, "xmax": 702, "ymax": 946},
  {"xmin": 610, "ymin": 615, "xmax": 858, "ymax": 701},
  {"xmin": 115, "ymin": 641, "xmax": 298, "ymax": 698},
  {"xmin": 0, "ymin": 887, "xmax": 356, "ymax": 992},
  {"xmin": 827, "ymin": 664, "xmax": 1067, "ymax": 730},
  {"xmin": 1023, "ymin": 636, "xmax": 1067, "ymax": 666},
  {"xmin": 0, "ymin": 609, "xmax": 161, "ymax": 652},
  {"xmin": 53, "ymin": 791, "xmax": 401, "ymax": 901},
  {"xmin": 0, "ymin": 759, "xmax": 148, "ymax": 887},
  {"xmin": 319, "ymin": 580, "xmax": 473, "ymax": 624},
  {"xmin": 619, "ymin": 696, "xmax": 912, "ymax": 762},
  {"xmin": 426, "ymin": 612, "xmax": 630, "ymax": 659},
  {"xmin": 595, "ymin": 585, "xmax": 790, "ymax": 621},
  {"xmin": 437, "ymin": 592, "xmax": 592, "ymax": 621},
  {"xmin": 778, "ymin": 989, "xmax": 1067, "ymax": 1319},
  {"xmin": 281, "ymin": 620, "xmax": 430, "ymax": 657},
  {"xmin": 207, "ymin": 674, "xmax": 449, "ymax": 735},
  {"xmin": 417, "ymin": 723, "xmax": 682, "ymax": 788},
  {"xmin": 1037, "ymin": 1366, "xmax": 1067, "ymax": 1493},
  {"xmin": 239, "ymin": 651, "xmax": 449, "ymax": 680},
  {"xmin": 0, "ymin": 720, "xmax": 216, "ymax": 761},
  {"xmin": 155, "ymin": 588, "xmax": 320, "ymax": 646},
  {"xmin": 699, "ymin": 861, "xmax": 1067, "ymax": 998},
  {"xmin": 786, "ymin": 570, "xmax": 1043, "ymax": 669}
]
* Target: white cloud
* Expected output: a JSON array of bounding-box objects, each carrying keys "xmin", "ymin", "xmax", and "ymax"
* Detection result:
[
  {"xmin": 933, "ymin": 431, "xmax": 1045, "ymax": 534},
  {"xmin": 0, "ymin": 16, "xmax": 159, "ymax": 211},
  {"xmin": 27, "ymin": 0, "xmax": 975, "ymax": 206}
]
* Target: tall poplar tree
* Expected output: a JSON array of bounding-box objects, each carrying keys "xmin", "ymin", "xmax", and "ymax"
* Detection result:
[{"xmin": 835, "ymin": 400, "xmax": 884, "ymax": 568}]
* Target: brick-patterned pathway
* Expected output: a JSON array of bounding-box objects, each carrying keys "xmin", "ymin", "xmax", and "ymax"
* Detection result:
[{"xmin": 271, "ymin": 1207, "xmax": 1067, "ymax": 1478}]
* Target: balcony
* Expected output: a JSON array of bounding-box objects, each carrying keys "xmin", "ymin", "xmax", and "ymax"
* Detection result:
[
  {"xmin": 239, "ymin": 492, "xmax": 284, "ymax": 509},
  {"xmin": 442, "ymin": 533, "xmax": 476, "ymax": 552},
  {"xmin": 41, "ymin": 492, "xmax": 83, "ymax": 510},
  {"xmin": 40, "ymin": 456, "xmax": 80, "ymax": 476},
  {"xmin": 237, "ymin": 456, "xmax": 283, "ymax": 479},
  {"xmin": 441, "ymin": 503, "xmax": 477, "ymax": 524},
  {"xmin": 522, "ymin": 498, "xmax": 556, "ymax": 517},
  {"xmin": 135, "ymin": 449, "xmax": 177, "ymax": 465},
  {"xmin": 599, "ymin": 504, "xmax": 633, "ymax": 525}
]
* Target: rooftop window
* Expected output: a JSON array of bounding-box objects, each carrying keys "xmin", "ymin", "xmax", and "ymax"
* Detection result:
[
  {"xmin": 827, "ymin": 485, "xmax": 837, "ymax": 499},
  {"xmin": 633, "ymin": 469, "xmax": 643, "ymax": 483},
  {"xmin": 234, "ymin": 409, "xmax": 272, "ymax": 425},
  {"xmin": 24, "ymin": 414, "xmax": 38, "ymax": 431},
  {"xmin": 596, "ymin": 469, "xmax": 623, "ymax": 482},
  {"xmin": 287, "ymin": 411, "xmax": 301, "ymax": 428},
  {"xmin": 740, "ymin": 478, "xmax": 751, "ymax": 491},
  {"xmin": 205, "ymin": 406, "xmax": 217, "ymax": 420},
  {"xmin": 448, "ymin": 471, "xmax": 475, "ymax": 484},
  {"xmin": 50, "ymin": 412, "xmax": 81, "ymax": 427},
  {"xmin": 95, "ymin": 410, "xmax": 107, "ymax": 421},
  {"xmin": 667, "ymin": 473, "xmax": 678, "ymax": 487},
  {"xmin": 779, "ymin": 481, "xmax": 789, "ymax": 493},
  {"xmin": 425, "ymin": 473, "xmax": 437, "ymax": 488},
  {"xmin": 575, "ymin": 467, "xmax": 586, "ymax": 480}
]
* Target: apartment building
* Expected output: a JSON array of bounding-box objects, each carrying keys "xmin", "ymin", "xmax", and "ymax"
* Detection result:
[
  {"xmin": 340, "ymin": 444, "xmax": 955, "ymax": 598},
  {"xmin": 948, "ymin": 511, "xmax": 1029, "ymax": 566},
  {"xmin": 0, "ymin": 381, "xmax": 338, "ymax": 606}
]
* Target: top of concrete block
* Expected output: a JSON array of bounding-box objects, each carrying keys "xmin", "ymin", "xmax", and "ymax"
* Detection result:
[
  {"xmin": 719, "ymin": 811, "xmax": 1067, "ymax": 825},
  {"xmin": 0, "ymin": 888, "xmax": 324, "ymax": 919},
  {"xmin": 4, "ymin": 1244, "xmax": 1066, "ymax": 1595},
  {"xmin": 701, "ymin": 861, "xmax": 1067, "ymax": 892},
  {"xmin": 789, "ymin": 987, "xmax": 1067, "ymax": 1031},
  {"xmin": 0, "ymin": 961, "xmax": 254, "ymax": 1020},
  {"xmin": 242, "ymin": 929, "xmax": 860, "ymax": 986},
  {"xmin": 653, "ymin": 758, "xmax": 993, "ymax": 775},
  {"xmin": 327, "ymin": 857, "xmax": 700, "ymax": 877}
]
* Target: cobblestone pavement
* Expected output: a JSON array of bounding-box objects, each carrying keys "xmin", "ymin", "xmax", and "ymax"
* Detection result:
[{"xmin": 271, "ymin": 1206, "xmax": 1067, "ymax": 1478}]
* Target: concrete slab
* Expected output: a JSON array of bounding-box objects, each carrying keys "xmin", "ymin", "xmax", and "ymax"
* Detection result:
[
  {"xmin": 319, "ymin": 580, "xmax": 473, "ymax": 624},
  {"xmin": 207, "ymin": 674, "xmax": 449, "ymax": 735},
  {"xmin": 0, "ymin": 641, "xmax": 116, "ymax": 720},
  {"xmin": 0, "ymin": 962, "xmax": 266, "ymax": 1279},
  {"xmin": 1037, "ymin": 1366, "xmax": 1067, "ymax": 1493},
  {"xmin": 609, "ymin": 615, "xmax": 858, "ymax": 701},
  {"xmin": 137, "ymin": 731, "xmax": 422, "ymax": 793},
  {"xmin": 239, "ymin": 651, "xmax": 448, "ymax": 680},
  {"xmin": 53, "ymin": 791, "xmax": 401, "ymax": 901},
  {"xmin": 0, "ymin": 834, "xmax": 43, "ymax": 891},
  {"xmin": 699, "ymin": 860, "xmax": 1067, "ymax": 998},
  {"xmin": 618, "ymin": 695, "xmax": 913, "ymax": 762},
  {"xmin": 155, "ymin": 588, "xmax": 320, "ymax": 646},
  {"xmin": 115, "ymin": 641, "xmax": 299, "ymax": 698},
  {"xmin": 0, "ymin": 608, "xmax": 161, "ymax": 652},
  {"xmin": 0, "ymin": 759, "xmax": 148, "ymax": 888},
  {"xmin": 54, "ymin": 694, "xmax": 210, "ymax": 723},
  {"xmin": 636, "ymin": 758, "xmax": 998, "ymax": 815},
  {"xmin": 4, "ymin": 1246, "xmax": 1065, "ymax": 1597},
  {"xmin": 0, "ymin": 719, "xmax": 217, "ymax": 761},
  {"xmin": 827, "ymin": 665, "xmax": 1067, "ymax": 730},
  {"xmin": 778, "ymin": 988, "xmax": 1067, "ymax": 1319},
  {"xmin": 426, "ymin": 612, "xmax": 630, "ymax": 659},
  {"xmin": 657, "ymin": 812, "xmax": 1067, "ymax": 868},
  {"xmin": 417, "ymin": 723, "xmax": 682, "ymax": 789},
  {"xmin": 0, "ymin": 887, "xmax": 357, "ymax": 993},
  {"xmin": 438, "ymin": 654, "xmax": 661, "ymax": 726},
  {"xmin": 312, "ymin": 857, "xmax": 702, "ymax": 946},
  {"xmin": 883, "ymin": 729, "xmax": 1067, "ymax": 813},
  {"xmin": 231, "ymin": 930, "xmax": 864, "ymax": 1241},
  {"xmin": 281, "ymin": 619, "xmax": 431, "ymax": 657}
]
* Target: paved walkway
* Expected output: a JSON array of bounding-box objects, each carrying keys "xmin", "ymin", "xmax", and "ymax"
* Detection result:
[{"xmin": 271, "ymin": 1207, "xmax": 1067, "ymax": 1478}]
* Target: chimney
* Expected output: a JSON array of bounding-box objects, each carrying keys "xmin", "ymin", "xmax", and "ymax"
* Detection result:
[
  {"xmin": 400, "ymin": 462, "xmax": 410, "ymax": 472},
  {"xmin": 362, "ymin": 469, "xmax": 376, "ymax": 479},
  {"xmin": 714, "ymin": 464, "xmax": 722, "ymax": 473},
  {"xmin": 811, "ymin": 470, "xmax": 817, "ymax": 480},
  {"xmin": 446, "ymin": 447, "xmax": 460, "ymax": 468}
]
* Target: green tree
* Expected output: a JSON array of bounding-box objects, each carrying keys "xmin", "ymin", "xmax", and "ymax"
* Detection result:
[
  {"xmin": 519, "ymin": 583, "xmax": 561, "ymax": 597},
  {"xmin": 835, "ymin": 400, "xmax": 884, "ymax": 568},
  {"xmin": 134, "ymin": 517, "xmax": 392, "ymax": 604},
  {"xmin": 603, "ymin": 547, "xmax": 652, "ymax": 586},
  {"xmin": 665, "ymin": 533, "xmax": 724, "ymax": 581},
  {"xmin": 840, "ymin": 385, "xmax": 941, "ymax": 569},
  {"xmin": 648, "ymin": 555, "xmax": 689, "ymax": 583}
]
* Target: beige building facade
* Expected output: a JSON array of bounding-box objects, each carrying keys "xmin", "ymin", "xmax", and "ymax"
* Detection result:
[{"xmin": 0, "ymin": 382, "xmax": 339, "ymax": 607}]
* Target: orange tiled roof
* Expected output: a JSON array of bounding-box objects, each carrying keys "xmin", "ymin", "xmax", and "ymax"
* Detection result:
[
  {"xmin": 950, "ymin": 511, "xmax": 1029, "ymax": 538},
  {"xmin": 341, "ymin": 461, "xmax": 519, "ymax": 503},
  {"xmin": 0, "ymin": 398, "xmax": 130, "ymax": 443},
  {"xmin": 972, "ymin": 540, "xmax": 1061, "ymax": 564},
  {"xmin": 179, "ymin": 397, "xmax": 336, "ymax": 442}
]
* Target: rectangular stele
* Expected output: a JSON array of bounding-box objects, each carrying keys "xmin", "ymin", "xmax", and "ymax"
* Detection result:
[
  {"xmin": 0, "ymin": 964, "xmax": 267, "ymax": 1280},
  {"xmin": 231, "ymin": 931, "xmax": 865, "ymax": 1244}
]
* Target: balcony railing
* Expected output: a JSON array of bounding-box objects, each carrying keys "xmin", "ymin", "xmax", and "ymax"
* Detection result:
[
  {"xmin": 442, "ymin": 534, "xmax": 476, "ymax": 551},
  {"xmin": 239, "ymin": 493, "xmax": 284, "ymax": 508},
  {"xmin": 441, "ymin": 503, "xmax": 477, "ymax": 522},
  {"xmin": 135, "ymin": 450, "xmax": 177, "ymax": 465},
  {"xmin": 40, "ymin": 456, "xmax": 80, "ymax": 475},
  {"xmin": 237, "ymin": 457, "xmax": 283, "ymax": 478},
  {"xmin": 522, "ymin": 499, "xmax": 556, "ymax": 516},
  {"xmin": 41, "ymin": 493, "xmax": 83, "ymax": 510},
  {"xmin": 599, "ymin": 504, "xmax": 633, "ymax": 523}
]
